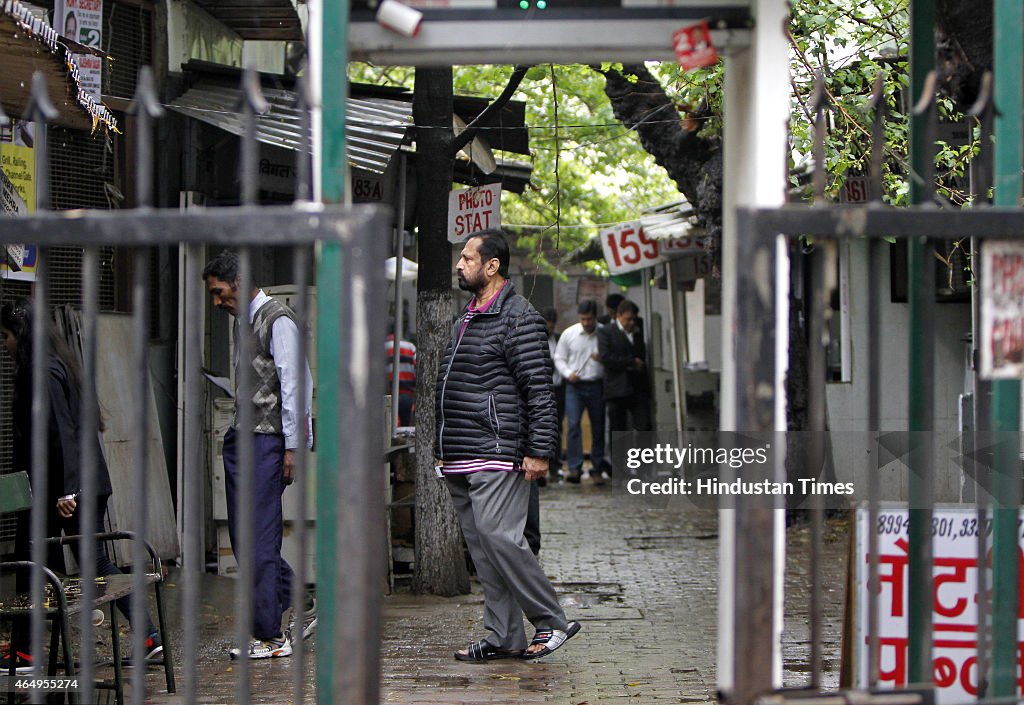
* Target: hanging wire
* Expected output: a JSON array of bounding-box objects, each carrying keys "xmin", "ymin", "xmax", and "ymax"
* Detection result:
[{"xmin": 550, "ymin": 64, "xmax": 562, "ymax": 250}]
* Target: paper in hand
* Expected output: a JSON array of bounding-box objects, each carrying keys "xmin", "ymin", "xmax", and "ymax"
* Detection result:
[{"xmin": 202, "ymin": 369, "xmax": 234, "ymax": 398}]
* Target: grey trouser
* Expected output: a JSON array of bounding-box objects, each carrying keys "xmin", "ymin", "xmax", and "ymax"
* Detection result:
[{"xmin": 446, "ymin": 470, "xmax": 568, "ymax": 651}]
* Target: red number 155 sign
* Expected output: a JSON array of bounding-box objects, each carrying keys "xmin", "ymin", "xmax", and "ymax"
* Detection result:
[{"xmin": 601, "ymin": 222, "xmax": 666, "ymax": 274}]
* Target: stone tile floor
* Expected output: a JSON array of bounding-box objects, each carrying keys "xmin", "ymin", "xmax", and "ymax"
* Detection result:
[{"xmin": 24, "ymin": 474, "xmax": 847, "ymax": 704}]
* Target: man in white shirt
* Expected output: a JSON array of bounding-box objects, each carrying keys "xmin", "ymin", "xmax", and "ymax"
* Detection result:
[
  {"xmin": 203, "ymin": 250, "xmax": 315, "ymax": 660},
  {"xmin": 553, "ymin": 300, "xmax": 605, "ymax": 484}
]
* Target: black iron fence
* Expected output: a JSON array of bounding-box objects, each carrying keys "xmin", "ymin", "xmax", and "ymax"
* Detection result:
[
  {"xmin": 0, "ymin": 67, "xmax": 388, "ymax": 704},
  {"xmin": 731, "ymin": 70, "xmax": 1023, "ymax": 703}
]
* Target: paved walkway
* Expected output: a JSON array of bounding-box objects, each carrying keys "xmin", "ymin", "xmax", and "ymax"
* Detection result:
[
  {"xmin": 378, "ymin": 478, "xmax": 847, "ymax": 704},
  {"xmin": 113, "ymin": 476, "xmax": 847, "ymax": 704}
]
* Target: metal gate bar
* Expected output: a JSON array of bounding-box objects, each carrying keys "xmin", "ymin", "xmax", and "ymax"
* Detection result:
[
  {"xmin": 906, "ymin": 66, "xmax": 938, "ymax": 686},
  {"xmin": 807, "ymin": 80, "xmax": 829, "ymax": 689},
  {"xmin": 736, "ymin": 57, "xmax": 1024, "ymax": 697},
  {"xmin": 290, "ymin": 73, "xmax": 314, "ymax": 705},
  {"xmin": 989, "ymin": 0, "xmax": 1023, "ymax": 696},
  {"xmin": 182, "ymin": 241, "xmax": 203, "ymax": 705},
  {"xmin": 967, "ymin": 71, "xmax": 995, "ymax": 700},
  {"xmin": 865, "ymin": 73, "xmax": 887, "ymax": 688}
]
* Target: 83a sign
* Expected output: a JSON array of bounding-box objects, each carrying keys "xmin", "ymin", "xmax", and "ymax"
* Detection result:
[{"xmin": 601, "ymin": 222, "xmax": 666, "ymax": 274}]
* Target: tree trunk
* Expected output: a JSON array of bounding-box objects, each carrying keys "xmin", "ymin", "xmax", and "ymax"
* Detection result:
[
  {"xmin": 936, "ymin": 0, "xmax": 992, "ymax": 108},
  {"xmin": 597, "ymin": 64, "xmax": 724, "ymax": 244},
  {"xmin": 412, "ymin": 66, "xmax": 471, "ymax": 596}
]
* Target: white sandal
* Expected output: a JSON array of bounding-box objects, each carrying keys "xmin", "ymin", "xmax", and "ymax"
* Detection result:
[{"xmin": 523, "ymin": 620, "xmax": 582, "ymax": 660}]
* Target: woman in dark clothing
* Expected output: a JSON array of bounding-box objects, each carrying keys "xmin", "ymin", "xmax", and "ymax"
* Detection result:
[{"xmin": 1, "ymin": 298, "xmax": 162, "ymax": 671}]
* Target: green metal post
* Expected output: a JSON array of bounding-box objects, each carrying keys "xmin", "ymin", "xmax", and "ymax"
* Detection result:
[
  {"xmin": 990, "ymin": 384, "xmax": 1020, "ymax": 695},
  {"xmin": 989, "ymin": 0, "xmax": 1023, "ymax": 694},
  {"xmin": 317, "ymin": 3, "xmax": 348, "ymax": 703},
  {"xmin": 907, "ymin": 0, "xmax": 935, "ymax": 685}
]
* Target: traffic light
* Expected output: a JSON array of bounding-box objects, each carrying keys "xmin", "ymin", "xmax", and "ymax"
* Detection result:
[{"xmin": 496, "ymin": 0, "xmax": 622, "ymax": 9}]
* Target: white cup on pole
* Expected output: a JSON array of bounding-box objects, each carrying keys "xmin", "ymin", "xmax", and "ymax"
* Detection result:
[{"xmin": 375, "ymin": 0, "xmax": 424, "ymax": 37}]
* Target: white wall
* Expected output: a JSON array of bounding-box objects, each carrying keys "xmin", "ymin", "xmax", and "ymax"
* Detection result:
[
  {"xmin": 826, "ymin": 238, "xmax": 971, "ymax": 502},
  {"xmin": 242, "ymin": 42, "xmax": 286, "ymax": 74},
  {"xmin": 167, "ymin": 0, "xmax": 242, "ymax": 72}
]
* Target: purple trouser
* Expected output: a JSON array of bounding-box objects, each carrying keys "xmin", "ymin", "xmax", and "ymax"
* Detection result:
[{"xmin": 223, "ymin": 428, "xmax": 295, "ymax": 640}]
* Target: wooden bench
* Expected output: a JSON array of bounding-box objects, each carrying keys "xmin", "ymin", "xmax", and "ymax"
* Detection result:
[{"xmin": 0, "ymin": 471, "xmax": 176, "ymax": 704}]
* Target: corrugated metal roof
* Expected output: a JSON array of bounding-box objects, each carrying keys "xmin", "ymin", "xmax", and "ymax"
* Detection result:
[
  {"xmin": 0, "ymin": 0, "xmax": 118, "ymax": 133},
  {"xmin": 167, "ymin": 84, "xmax": 412, "ymax": 174},
  {"xmin": 563, "ymin": 199, "xmax": 707, "ymax": 265},
  {"xmin": 639, "ymin": 199, "xmax": 704, "ymax": 241}
]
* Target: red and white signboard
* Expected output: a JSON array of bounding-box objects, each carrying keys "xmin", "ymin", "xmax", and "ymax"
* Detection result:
[
  {"xmin": 660, "ymin": 235, "xmax": 706, "ymax": 256},
  {"xmin": 601, "ymin": 222, "xmax": 666, "ymax": 274},
  {"xmin": 854, "ymin": 503, "xmax": 1024, "ymax": 702},
  {"xmin": 448, "ymin": 182, "xmax": 501, "ymax": 243},
  {"xmin": 672, "ymin": 21, "xmax": 718, "ymax": 71},
  {"xmin": 980, "ymin": 240, "xmax": 1024, "ymax": 379}
]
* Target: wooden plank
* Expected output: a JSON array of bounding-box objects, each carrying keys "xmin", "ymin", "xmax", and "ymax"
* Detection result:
[
  {"xmin": 0, "ymin": 575, "xmax": 160, "ymax": 616},
  {"xmin": 95, "ymin": 314, "xmax": 180, "ymax": 561}
]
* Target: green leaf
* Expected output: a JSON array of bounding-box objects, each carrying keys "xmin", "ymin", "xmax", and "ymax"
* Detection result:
[{"xmin": 524, "ymin": 66, "xmax": 548, "ymax": 82}]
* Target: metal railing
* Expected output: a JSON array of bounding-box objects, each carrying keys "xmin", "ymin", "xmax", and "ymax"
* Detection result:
[
  {"xmin": 0, "ymin": 67, "xmax": 388, "ymax": 704},
  {"xmin": 730, "ymin": 64, "xmax": 1022, "ymax": 704}
]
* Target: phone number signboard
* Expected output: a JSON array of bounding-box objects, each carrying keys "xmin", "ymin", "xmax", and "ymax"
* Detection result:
[{"xmin": 854, "ymin": 503, "xmax": 1024, "ymax": 702}]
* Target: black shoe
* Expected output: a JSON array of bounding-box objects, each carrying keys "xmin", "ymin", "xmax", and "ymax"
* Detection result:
[{"xmin": 566, "ymin": 471, "xmax": 582, "ymax": 484}]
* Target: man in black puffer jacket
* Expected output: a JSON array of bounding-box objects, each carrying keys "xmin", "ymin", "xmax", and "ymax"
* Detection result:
[{"xmin": 436, "ymin": 230, "xmax": 581, "ymax": 663}]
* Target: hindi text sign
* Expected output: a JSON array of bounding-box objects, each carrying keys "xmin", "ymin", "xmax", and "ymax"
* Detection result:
[{"xmin": 855, "ymin": 503, "xmax": 1024, "ymax": 702}]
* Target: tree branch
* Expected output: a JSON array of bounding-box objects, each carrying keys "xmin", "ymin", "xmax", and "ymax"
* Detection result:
[{"xmin": 449, "ymin": 65, "xmax": 531, "ymax": 157}]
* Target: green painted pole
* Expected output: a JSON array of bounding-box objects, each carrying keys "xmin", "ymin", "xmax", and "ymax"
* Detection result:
[
  {"xmin": 907, "ymin": 0, "xmax": 935, "ymax": 686},
  {"xmin": 317, "ymin": 2, "xmax": 348, "ymax": 703},
  {"xmin": 989, "ymin": 0, "xmax": 1023, "ymax": 695},
  {"xmin": 990, "ymin": 384, "xmax": 1020, "ymax": 696}
]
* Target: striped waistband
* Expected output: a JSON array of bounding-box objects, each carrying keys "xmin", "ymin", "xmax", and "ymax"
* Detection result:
[{"xmin": 442, "ymin": 458, "xmax": 519, "ymax": 475}]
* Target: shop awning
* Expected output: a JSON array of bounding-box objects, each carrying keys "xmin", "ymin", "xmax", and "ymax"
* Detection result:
[
  {"xmin": 191, "ymin": 0, "xmax": 303, "ymax": 40},
  {"xmin": 168, "ymin": 82, "xmax": 411, "ymax": 174},
  {"xmin": 0, "ymin": 0, "xmax": 118, "ymax": 133},
  {"xmin": 639, "ymin": 200, "xmax": 705, "ymax": 241},
  {"xmin": 562, "ymin": 199, "xmax": 706, "ymax": 265}
]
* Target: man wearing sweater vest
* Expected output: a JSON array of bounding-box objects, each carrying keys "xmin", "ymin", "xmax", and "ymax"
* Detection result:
[{"xmin": 203, "ymin": 251, "xmax": 315, "ymax": 660}]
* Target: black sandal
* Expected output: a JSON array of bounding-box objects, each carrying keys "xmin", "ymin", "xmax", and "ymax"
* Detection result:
[
  {"xmin": 453, "ymin": 639, "xmax": 525, "ymax": 662},
  {"xmin": 523, "ymin": 621, "xmax": 582, "ymax": 660}
]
